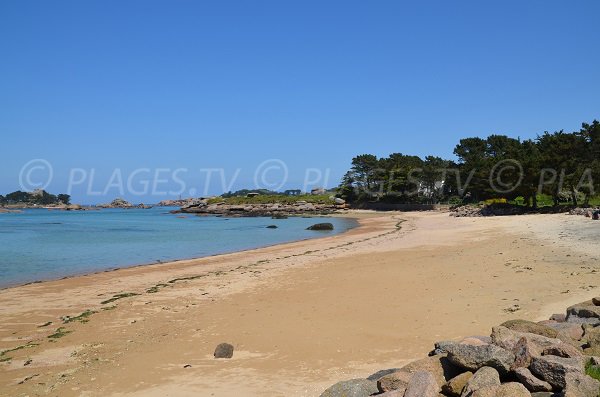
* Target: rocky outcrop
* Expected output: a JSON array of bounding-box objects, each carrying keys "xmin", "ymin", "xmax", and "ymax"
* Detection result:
[
  {"xmin": 96, "ymin": 198, "xmax": 151, "ymax": 209},
  {"xmin": 176, "ymin": 201, "xmax": 342, "ymax": 217},
  {"xmin": 320, "ymin": 298, "xmax": 600, "ymax": 397},
  {"xmin": 307, "ymin": 223, "xmax": 334, "ymax": 231}
]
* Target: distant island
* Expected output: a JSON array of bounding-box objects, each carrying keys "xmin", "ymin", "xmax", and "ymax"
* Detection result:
[{"xmin": 0, "ymin": 189, "xmax": 72, "ymax": 208}]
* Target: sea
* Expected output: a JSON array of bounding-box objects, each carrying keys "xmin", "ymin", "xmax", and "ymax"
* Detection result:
[{"xmin": 0, "ymin": 207, "xmax": 357, "ymax": 288}]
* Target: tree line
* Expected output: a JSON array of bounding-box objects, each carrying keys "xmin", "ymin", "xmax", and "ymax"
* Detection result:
[
  {"xmin": 0, "ymin": 190, "xmax": 71, "ymax": 206},
  {"xmin": 337, "ymin": 120, "xmax": 600, "ymax": 207}
]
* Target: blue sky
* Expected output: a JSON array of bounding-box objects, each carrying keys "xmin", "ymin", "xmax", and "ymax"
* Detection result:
[{"xmin": 1, "ymin": 1, "xmax": 599, "ymax": 203}]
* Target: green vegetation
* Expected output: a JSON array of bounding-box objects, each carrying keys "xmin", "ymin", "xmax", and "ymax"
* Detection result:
[
  {"xmin": 146, "ymin": 283, "xmax": 169, "ymax": 293},
  {"xmin": 48, "ymin": 327, "xmax": 71, "ymax": 339},
  {"xmin": 0, "ymin": 190, "xmax": 70, "ymax": 206},
  {"xmin": 338, "ymin": 119, "xmax": 600, "ymax": 208},
  {"xmin": 0, "ymin": 342, "xmax": 39, "ymax": 362},
  {"xmin": 207, "ymin": 194, "xmax": 334, "ymax": 205},
  {"xmin": 100, "ymin": 292, "xmax": 140, "ymax": 304},
  {"xmin": 585, "ymin": 359, "xmax": 600, "ymax": 381},
  {"xmin": 62, "ymin": 310, "xmax": 96, "ymax": 324}
]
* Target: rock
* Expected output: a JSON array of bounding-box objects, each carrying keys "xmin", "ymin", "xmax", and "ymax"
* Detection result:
[
  {"xmin": 375, "ymin": 390, "xmax": 404, "ymax": 397},
  {"xmin": 530, "ymin": 393, "xmax": 558, "ymax": 397},
  {"xmin": 214, "ymin": 343, "xmax": 234, "ymax": 358},
  {"xmin": 402, "ymin": 354, "xmax": 464, "ymax": 387},
  {"xmin": 583, "ymin": 326, "xmax": 600, "ymax": 349},
  {"xmin": 319, "ymin": 378, "xmax": 379, "ymax": 397},
  {"xmin": 513, "ymin": 336, "xmax": 538, "ymax": 369},
  {"xmin": 430, "ymin": 340, "xmax": 458, "ymax": 356},
  {"xmin": 377, "ymin": 370, "xmax": 412, "ymax": 393},
  {"xmin": 491, "ymin": 326, "xmax": 581, "ymax": 369},
  {"xmin": 306, "ymin": 222, "xmax": 334, "ymax": 231},
  {"xmin": 266, "ymin": 225, "xmax": 278, "ymax": 229},
  {"xmin": 530, "ymin": 355, "xmax": 585, "ymax": 390},
  {"xmin": 566, "ymin": 302, "xmax": 600, "ymax": 325},
  {"xmin": 544, "ymin": 322, "xmax": 584, "ymax": 341},
  {"xmin": 592, "ymin": 297, "xmax": 600, "ymax": 306},
  {"xmin": 563, "ymin": 372, "xmax": 600, "ymax": 397},
  {"xmin": 550, "ymin": 313, "xmax": 567, "ymax": 323},
  {"xmin": 366, "ymin": 368, "xmax": 399, "ymax": 381},
  {"xmin": 470, "ymin": 382, "xmax": 531, "ymax": 397},
  {"xmin": 404, "ymin": 370, "xmax": 439, "ymax": 397},
  {"xmin": 491, "ymin": 326, "xmax": 554, "ymax": 351},
  {"xmin": 445, "ymin": 343, "xmax": 515, "ymax": 375},
  {"xmin": 461, "ymin": 367, "xmax": 500, "ymax": 397},
  {"xmin": 541, "ymin": 343, "xmax": 583, "ymax": 359},
  {"xmin": 442, "ymin": 371, "xmax": 473, "ymax": 396},
  {"xmin": 514, "ymin": 367, "xmax": 553, "ymax": 392},
  {"xmin": 460, "ymin": 337, "xmax": 489, "ymax": 347},
  {"xmin": 500, "ymin": 319, "xmax": 559, "ymax": 338}
]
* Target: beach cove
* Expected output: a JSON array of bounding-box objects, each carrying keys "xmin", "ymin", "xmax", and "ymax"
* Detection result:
[{"xmin": 0, "ymin": 211, "xmax": 599, "ymax": 396}]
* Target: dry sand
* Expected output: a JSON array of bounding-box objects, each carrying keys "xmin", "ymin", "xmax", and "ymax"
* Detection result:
[{"xmin": 1, "ymin": 211, "xmax": 599, "ymax": 396}]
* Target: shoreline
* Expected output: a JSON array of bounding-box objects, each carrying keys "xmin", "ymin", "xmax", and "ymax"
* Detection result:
[
  {"xmin": 0, "ymin": 212, "xmax": 361, "ymax": 291},
  {"xmin": 1, "ymin": 211, "xmax": 599, "ymax": 396}
]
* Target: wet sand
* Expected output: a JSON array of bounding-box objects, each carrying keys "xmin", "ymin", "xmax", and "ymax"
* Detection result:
[{"xmin": 0, "ymin": 211, "xmax": 599, "ymax": 396}]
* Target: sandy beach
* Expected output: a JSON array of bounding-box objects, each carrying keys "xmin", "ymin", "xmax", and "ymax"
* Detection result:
[{"xmin": 1, "ymin": 211, "xmax": 599, "ymax": 397}]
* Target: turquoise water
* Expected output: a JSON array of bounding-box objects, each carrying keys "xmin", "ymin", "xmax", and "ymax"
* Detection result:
[{"xmin": 0, "ymin": 208, "xmax": 356, "ymax": 288}]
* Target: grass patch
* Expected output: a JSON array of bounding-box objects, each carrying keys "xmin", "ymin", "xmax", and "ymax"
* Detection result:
[
  {"xmin": 62, "ymin": 310, "xmax": 96, "ymax": 324},
  {"xmin": 168, "ymin": 275, "xmax": 206, "ymax": 284},
  {"xmin": 146, "ymin": 283, "xmax": 169, "ymax": 293},
  {"xmin": 585, "ymin": 359, "xmax": 600, "ymax": 381},
  {"xmin": 100, "ymin": 292, "xmax": 140, "ymax": 304},
  {"xmin": 48, "ymin": 327, "xmax": 71, "ymax": 340},
  {"xmin": 0, "ymin": 342, "xmax": 39, "ymax": 362}
]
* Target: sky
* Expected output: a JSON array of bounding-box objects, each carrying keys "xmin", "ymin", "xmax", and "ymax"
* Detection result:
[{"xmin": 1, "ymin": 1, "xmax": 599, "ymax": 203}]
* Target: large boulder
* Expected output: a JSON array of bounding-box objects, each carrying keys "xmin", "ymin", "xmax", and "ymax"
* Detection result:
[
  {"xmin": 445, "ymin": 344, "xmax": 515, "ymax": 375},
  {"xmin": 461, "ymin": 367, "xmax": 500, "ymax": 397},
  {"xmin": 306, "ymin": 222, "xmax": 334, "ymax": 231},
  {"xmin": 501, "ymin": 319, "xmax": 559, "ymax": 339},
  {"xmin": 543, "ymin": 322, "xmax": 584, "ymax": 341},
  {"xmin": 442, "ymin": 371, "xmax": 473, "ymax": 396},
  {"xmin": 514, "ymin": 367, "xmax": 553, "ymax": 392},
  {"xmin": 366, "ymin": 368, "xmax": 399, "ymax": 381},
  {"xmin": 566, "ymin": 302, "xmax": 600, "ymax": 325},
  {"xmin": 403, "ymin": 370, "xmax": 439, "ymax": 397},
  {"xmin": 402, "ymin": 354, "xmax": 463, "ymax": 387},
  {"xmin": 530, "ymin": 355, "xmax": 585, "ymax": 390},
  {"xmin": 319, "ymin": 378, "xmax": 378, "ymax": 397},
  {"xmin": 470, "ymin": 382, "xmax": 531, "ymax": 397},
  {"xmin": 562, "ymin": 372, "xmax": 600, "ymax": 397},
  {"xmin": 213, "ymin": 343, "xmax": 234, "ymax": 358},
  {"xmin": 377, "ymin": 371, "xmax": 412, "ymax": 393}
]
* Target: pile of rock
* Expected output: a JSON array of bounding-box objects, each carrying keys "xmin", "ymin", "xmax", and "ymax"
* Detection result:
[
  {"xmin": 175, "ymin": 201, "xmax": 341, "ymax": 217},
  {"xmin": 157, "ymin": 198, "xmax": 209, "ymax": 207},
  {"xmin": 569, "ymin": 208, "xmax": 600, "ymax": 218},
  {"xmin": 320, "ymin": 298, "xmax": 600, "ymax": 397},
  {"xmin": 97, "ymin": 198, "xmax": 152, "ymax": 209},
  {"xmin": 450, "ymin": 205, "xmax": 486, "ymax": 217}
]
